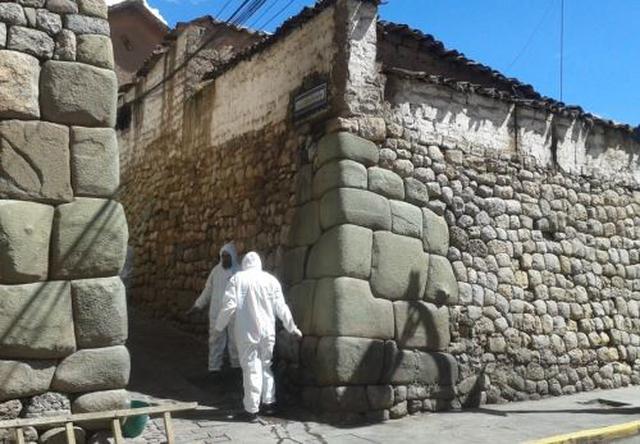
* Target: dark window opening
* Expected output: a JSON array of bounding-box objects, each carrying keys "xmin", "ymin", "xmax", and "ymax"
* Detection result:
[{"xmin": 116, "ymin": 104, "xmax": 132, "ymax": 131}]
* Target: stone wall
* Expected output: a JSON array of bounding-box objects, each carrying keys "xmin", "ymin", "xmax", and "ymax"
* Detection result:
[
  {"xmin": 277, "ymin": 3, "xmax": 640, "ymax": 421},
  {"xmin": 0, "ymin": 0, "xmax": 130, "ymax": 438},
  {"xmin": 381, "ymin": 71, "xmax": 640, "ymax": 410},
  {"xmin": 118, "ymin": 2, "xmax": 340, "ymax": 332}
]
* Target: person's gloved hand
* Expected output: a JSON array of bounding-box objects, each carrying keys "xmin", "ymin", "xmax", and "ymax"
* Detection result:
[{"xmin": 292, "ymin": 328, "xmax": 303, "ymax": 339}]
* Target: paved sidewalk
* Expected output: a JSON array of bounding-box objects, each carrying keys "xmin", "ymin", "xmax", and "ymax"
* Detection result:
[{"xmin": 128, "ymin": 313, "xmax": 640, "ymax": 443}]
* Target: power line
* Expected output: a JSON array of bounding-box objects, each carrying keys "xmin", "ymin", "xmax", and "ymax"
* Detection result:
[
  {"xmin": 121, "ymin": 0, "xmax": 272, "ymax": 107},
  {"xmin": 249, "ymin": 0, "xmax": 282, "ymax": 28},
  {"xmin": 260, "ymin": 0, "xmax": 295, "ymax": 30},
  {"xmin": 505, "ymin": 0, "xmax": 554, "ymax": 71},
  {"xmin": 559, "ymin": 0, "xmax": 565, "ymax": 101},
  {"xmin": 216, "ymin": 0, "xmax": 234, "ymax": 18}
]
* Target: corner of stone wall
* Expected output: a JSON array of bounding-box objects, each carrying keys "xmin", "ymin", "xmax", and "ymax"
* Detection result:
[
  {"xmin": 0, "ymin": 0, "xmax": 130, "ymax": 437},
  {"xmin": 279, "ymin": 130, "xmax": 461, "ymax": 420}
]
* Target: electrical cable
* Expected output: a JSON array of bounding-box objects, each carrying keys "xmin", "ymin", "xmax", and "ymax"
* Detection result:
[
  {"xmin": 249, "ymin": 0, "xmax": 282, "ymax": 29},
  {"xmin": 121, "ymin": 0, "xmax": 274, "ymax": 107},
  {"xmin": 259, "ymin": 0, "xmax": 295, "ymax": 30},
  {"xmin": 505, "ymin": 0, "xmax": 555, "ymax": 72},
  {"xmin": 215, "ymin": 0, "xmax": 234, "ymax": 18}
]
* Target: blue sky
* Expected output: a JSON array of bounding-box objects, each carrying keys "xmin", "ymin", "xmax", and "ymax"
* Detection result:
[{"xmin": 147, "ymin": 0, "xmax": 639, "ymax": 125}]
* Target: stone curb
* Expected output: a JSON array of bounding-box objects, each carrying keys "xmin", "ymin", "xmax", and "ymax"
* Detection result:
[{"xmin": 529, "ymin": 419, "xmax": 640, "ymax": 443}]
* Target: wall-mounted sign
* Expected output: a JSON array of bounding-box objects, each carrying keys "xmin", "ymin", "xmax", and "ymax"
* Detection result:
[{"xmin": 293, "ymin": 82, "xmax": 328, "ymax": 121}]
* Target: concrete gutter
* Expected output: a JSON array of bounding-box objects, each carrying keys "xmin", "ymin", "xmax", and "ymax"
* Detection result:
[{"xmin": 529, "ymin": 420, "xmax": 640, "ymax": 444}]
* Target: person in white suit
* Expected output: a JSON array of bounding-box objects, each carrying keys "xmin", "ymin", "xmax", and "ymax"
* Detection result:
[
  {"xmin": 215, "ymin": 251, "xmax": 302, "ymax": 421},
  {"xmin": 189, "ymin": 242, "xmax": 240, "ymax": 372}
]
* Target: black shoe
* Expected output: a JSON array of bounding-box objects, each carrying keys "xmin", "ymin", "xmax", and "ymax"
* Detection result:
[
  {"xmin": 260, "ymin": 403, "xmax": 278, "ymax": 416},
  {"xmin": 235, "ymin": 411, "xmax": 259, "ymax": 423}
]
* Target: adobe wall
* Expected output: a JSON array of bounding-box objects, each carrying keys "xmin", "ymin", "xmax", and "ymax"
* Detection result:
[
  {"xmin": 118, "ymin": 2, "xmax": 340, "ymax": 333},
  {"xmin": 0, "ymin": 0, "xmax": 129, "ymax": 438}
]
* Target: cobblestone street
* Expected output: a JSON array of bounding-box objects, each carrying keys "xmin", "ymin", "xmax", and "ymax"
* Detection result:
[{"xmin": 127, "ymin": 313, "xmax": 640, "ymax": 443}]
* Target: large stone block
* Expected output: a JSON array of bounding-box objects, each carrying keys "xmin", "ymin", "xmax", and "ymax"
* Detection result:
[
  {"xmin": 425, "ymin": 255, "xmax": 459, "ymax": 305},
  {"xmin": 295, "ymin": 164, "xmax": 312, "ymax": 205},
  {"xmin": 40, "ymin": 61, "xmax": 117, "ymax": 127},
  {"xmin": 422, "ymin": 208, "xmax": 449, "ymax": 255},
  {"xmin": 0, "ymin": 50, "xmax": 40, "ymax": 119},
  {"xmin": 312, "ymin": 159, "xmax": 367, "ymax": 198},
  {"xmin": 390, "ymin": 200, "xmax": 423, "ymax": 239},
  {"xmin": 72, "ymin": 389, "xmax": 130, "ymax": 431},
  {"xmin": 0, "ymin": 281, "xmax": 76, "ymax": 359},
  {"xmin": 306, "ymin": 224, "xmax": 372, "ymax": 280},
  {"xmin": 286, "ymin": 280, "xmax": 315, "ymax": 334},
  {"xmin": 47, "ymin": 0, "xmax": 79, "ymax": 14},
  {"xmin": 52, "ymin": 346, "xmax": 130, "ymax": 393},
  {"xmin": 367, "ymin": 385, "xmax": 394, "ymax": 410},
  {"xmin": 282, "ymin": 246, "xmax": 307, "ymax": 286},
  {"xmin": 405, "ymin": 178, "xmax": 429, "ymax": 206},
  {"xmin": 72, "ymin": 277, "xmax": 128, "ymax": 349},
  {"xmin": 70, "ymin": 127, "xmax": 119, "ymax": 197},
  {"xmin": 383, "ymin": 342, "xmax": 458, "ymax": 386},
  {"xmin": 64, "ymin": 14, "xmax": 110, "ymax": 35},
  {"xmin": 0, "ymin": 200, "xmax": 53, "ymax": 284},
  {"xmin": 393, "ymin": 301, "xmax": 450, "ymax": 351},
  {"xmin": 8, "ymin": 26, "xmax": 54, "ymax": 59},
  {"xmin": 313, "ymin": 277, "xmax": 394, "ymax": 339},
  {"xmin": 0, "ymin": 3, "xmax": 27, "ymax": 26},
  {"xmin": 320, "ymin": 188, "xmax": 391, "ymax": 231},
  {"xmin": 0, "ymin": 120, "xmax": 72, "ymax": 203},
  {"xmin": 288, "ymin": 201, "xmax": 320, "ymax": 247},
  {"xmin": 40, "ymin": 426, "xmax": 85, "ymax": 444},
  {"xmin": 316, "ymin": 132, "xmax": 379, "ymax": 168},
  {"xmin": 77, "ymin": 0, "xmax": 108, "ymax": 19},
  {"xmin": 368, "ymin": 167, "xmax": 404, "ymax": 200},
  {"xmin": 76, "ymin": 34, "xmax": 113, "ymax": 69},
  {"xmin": 53, "ymin": 29, "xmax": 75, "ymax": 61},
  {"xmin": 315, "ymin": 336, "xmax": 384, "ymax": 385},
  {"xmin": 371, "ymin": 232, "xmax": 429, "ymax": 301},
  {"xmin": 50, "ymin": 198, "xmax": 128, "ymax": 280},
  {"xmin": 319, "ymin": 386, "xmax": 369, "ymax": 413},
  {"xmin": 0, "ymin": 360, "xmax": 56, "ymax": 401}
]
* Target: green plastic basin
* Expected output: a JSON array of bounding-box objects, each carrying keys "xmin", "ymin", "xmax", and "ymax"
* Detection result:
[{"xmin": 122, "ymin": 400, "xmax": 150, "ymax": 438}]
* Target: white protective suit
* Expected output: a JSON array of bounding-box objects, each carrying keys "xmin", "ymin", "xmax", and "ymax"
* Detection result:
[
  {"xmin": 215, "ymin": 252, "xmax": 301, "ymax": 414},
  {"xmin": 193, "ymin": 243, "xmax": 240, "ymax": 371}
]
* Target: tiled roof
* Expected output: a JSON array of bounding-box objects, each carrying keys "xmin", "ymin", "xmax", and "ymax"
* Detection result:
[{"xmin": 386, "ymin": 67, "xmax": 637, "ymax": 135}]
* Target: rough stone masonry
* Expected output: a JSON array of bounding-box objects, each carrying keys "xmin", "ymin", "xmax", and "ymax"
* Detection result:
[
  {"xmin": 116, "ymin": 0, "xmax": 640, "ymax": 422},
  {"xmin": 0, "ymin": 0, "xmax": 130, "ymax": 438}
]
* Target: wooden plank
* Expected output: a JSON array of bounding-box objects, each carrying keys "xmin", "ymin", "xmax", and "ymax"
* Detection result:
[
  {"xmin": 14, "ymin": 427, "xmax": 25, "ymax": 444},
  {"xmin": 163, "ymin": 412, "xmax": 175, "ymax": 444},
  {"xmin": 0, "ymin": 402, "xmax": 198, "ymax": 429},
  {"xmin": 111, "ymin": 418, "xmax": 124, "ymax": 444},
  {"xmin": 65, "ymin": 422, "xmax": 77, "ymax": 444}
]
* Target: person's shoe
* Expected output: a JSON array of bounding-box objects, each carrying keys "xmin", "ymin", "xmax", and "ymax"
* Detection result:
[
  {"xmin": 235, "ymin": 411, "xmax": 259, "ymax": 423},
  {"xmin": 260, "ymin": 403, "xmax": 278, "ymax": 416}
]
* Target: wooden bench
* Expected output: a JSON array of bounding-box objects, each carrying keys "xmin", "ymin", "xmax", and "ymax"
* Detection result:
[{"xmin": 0, "ymin": 402, "xmax": 198, "ymax": 444}]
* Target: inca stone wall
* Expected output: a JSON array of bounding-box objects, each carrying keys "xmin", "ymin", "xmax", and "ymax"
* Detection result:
[
  {"xmin": 380, "ymin": 69, "xmax": 640, "ymax": 411},
  {"xmin": 279, "ymin": 1, "xmax": 640, "ymax": 421},
  {"xmin": 118, "ymin": 2, "xmax": 339, "ymax": 333},
  {"xmin": 0, "ymin": 0, "xmax": 130, "ymax": 436}
]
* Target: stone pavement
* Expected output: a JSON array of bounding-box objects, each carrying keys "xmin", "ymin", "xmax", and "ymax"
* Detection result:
[{"xmin": 128, "ymin": 313, "xmax": 640, "ymax": 443}]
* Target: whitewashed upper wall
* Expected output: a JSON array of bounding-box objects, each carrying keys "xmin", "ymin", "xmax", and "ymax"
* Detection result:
[
  {"xmin": 385, "ymin": 74, "xmax": 640, "ymax": 185},
  {"xmin": 203, "ymin": 7, "xmax": 337, "ymax": 147}
]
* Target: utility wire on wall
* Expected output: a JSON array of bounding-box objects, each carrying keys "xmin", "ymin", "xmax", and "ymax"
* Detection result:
[{"xmin": 120, "ymin": 0, "xmax": 275, "ymax": 108}]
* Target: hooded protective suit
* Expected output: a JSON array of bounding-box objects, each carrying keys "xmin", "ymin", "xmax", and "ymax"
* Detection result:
[
  {"xmin": 193, "ymin": 243, "xmax": 240, "ymax": 371},
  {"xmin": 215, "ymin": 252, "xmax": 301, "ymax": 414}
]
